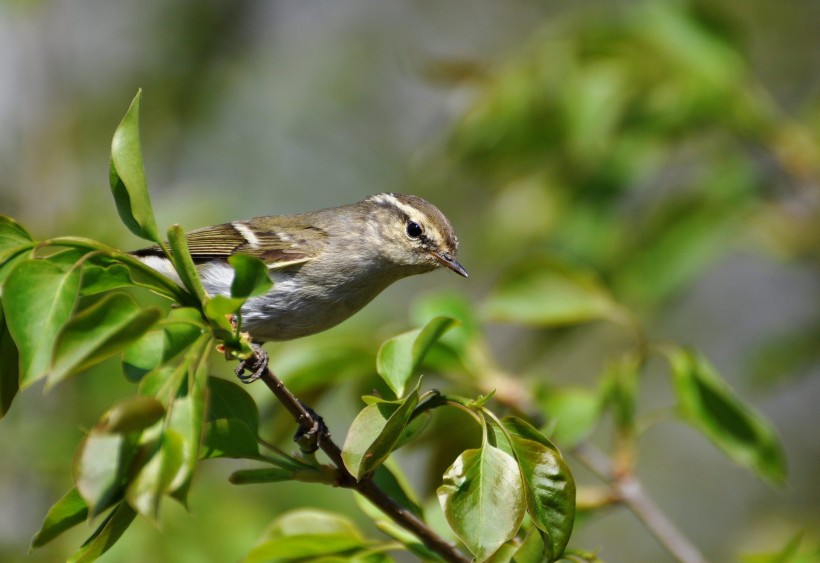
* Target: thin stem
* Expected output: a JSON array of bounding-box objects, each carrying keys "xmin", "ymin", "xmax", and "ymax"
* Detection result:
[
  {"xmin": 573, "ymin": 443, "xmax": 708, "ymax": 563},
  {"xmin": 253, "ymin": 363, "xmax": 470, "ymax": 563}
]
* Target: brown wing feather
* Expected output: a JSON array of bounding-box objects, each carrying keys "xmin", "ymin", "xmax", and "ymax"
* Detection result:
[{"xmin": 133, "ymin": 218, "xmax": 327, "ymax": 269}]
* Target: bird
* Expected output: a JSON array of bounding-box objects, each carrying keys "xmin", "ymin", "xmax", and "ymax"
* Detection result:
[{"xmin": 133, "ymin": 193, "xmax": 467, "ymax": 343}]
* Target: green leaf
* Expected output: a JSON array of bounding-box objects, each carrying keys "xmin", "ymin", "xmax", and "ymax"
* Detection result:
[
  {"xmin": 229, "ymin": 254, "xmax": 273, "ymax": 298},
  {"xmin": 122, "ymin": 307, "xmax": 205, "ymax": 382},
  {"xmin": 483, "ymin": 257, "xmax": 617, "ymax": 327},
  {"xmin": 30, "ymin": 488, "xmax": 89, "ymax": 549},
  {"xmin": 668, "ymin": 349, "xmax": 787, "ymax": 485},
  {"xmin": 96, "ymin": 396, "xmax": 165, "ymax": 434},
  {"xmin": 1, "ymin": 259, "xmax": 82, "ymax": 387},
  {"xmin": 501, "ymin": 416, "xmax": 576, "ymax": 561},
  {"xmin": 342, "ymin": 387, "xmax": 420, "ymax": 480},
  {"xmin": 204, "ymin": 294, "xmax": 245, "ymax": 340},
  {"xmin": 167, "ymin": 224, "xmax": 208, "ymax": 303},
  {"xmin": 166, "ymin": 380, "xmax": 207, "ymax": 500},
  {"xmin": 74, "ymin": 431, "xmax": 131, "ymax": 517},
  {"xmin": 68, "ymin": 502, "xmax": 137, "ymax": 563},
  {"xmin": 377, "ymin": 316, "xmax": 458, "ymax": 397},
  {"xmin": 229, "ymin": 467, "xmax": 298, "ymax": 485},
  {"xmin": 356, "ymin": 461, "xmax": 424, "ymax": 520},
  {"xmin": 539, "ymin": 387, "xmax": 600, "ymax": 448},
  {"xmin": 125, "ymin": 429, "xmax": 184, "ymax": 521},
  {"xmin": 109, "ymin": 90, "xmax": 160, "ymax": 243},
  {"xmin": 437, "ymin": 435, "xmax": 526, "ymax": 561},
  {"xmin": 49, "ymin": 292, "xmax": 162, "ymax": 387},
  {"xmin": 202, "ymin": 376, "xmax": 260, "ymax": 459},
  {"xmin": 0, "ymin": 246, "xmax": 32, "ymax": 285},
  {"xmin": 244, "ymin": 509, "xmax": 367, "ymax": 563},
  {"xmin": 0, "ymin": 303, "xmax": 20, "ymax": 418},
  {"xmin": 0, "ymin": 216, "xmax": 33, "ymax": 260},
  {"xmin": 599, "ymin": 353, "xmax": 641, "ymax": 435}
]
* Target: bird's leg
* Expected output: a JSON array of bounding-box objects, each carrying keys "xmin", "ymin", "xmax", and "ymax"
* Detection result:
[
  {"xmin": 234, "ymin": 342, "xmax": 269, "ymax": 383},
  {"xmin": 294, "ymin": 403, "xmax": 327, "ymax": 454}
]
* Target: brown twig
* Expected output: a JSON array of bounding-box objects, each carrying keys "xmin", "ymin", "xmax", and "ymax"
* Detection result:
[
  {"xmin": 573, "ymin": 443, "xmax": 708, "ymax": 563},
  {"xmin": 254, "ymin": 365, "xmax": 470, "ymax": 563}
]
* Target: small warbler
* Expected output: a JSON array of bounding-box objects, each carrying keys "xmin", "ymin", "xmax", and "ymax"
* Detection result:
[{"xmin": 134, "ymin": 193, "xmax": 467, "ymax": 342}]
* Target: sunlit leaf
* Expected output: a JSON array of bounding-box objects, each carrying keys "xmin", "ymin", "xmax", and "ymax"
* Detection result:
[
  {"xmin": 342, "ymin": 387, "xmax": 419, "ymax": 480},
  {"xmin": 437, "ymin": 435, "xmax": 526, "ymax": 561},
  {"xmin": 2, "ymin": 259, "xmax": 81, "ymax": 387},
  {"xmin": 0, "ymin": 215, "xmax": 33, "ymax": 258},
  {"xmin": 49, "ymin": 293, "xmax": 162, "ymax": 387},
  {"xmin": 502, "ymin": 416, "xmax": 575, "ymax": 561},
  {"xmin": 30, "ymin": 488, "xmax": 89, "ymax": 549},
  {"xmin": 109, "ymin": 90, "xmax": 160, "ymax": 243},
  {"xmin": 166, "ymin": 380, "xmax": 207, "ymax": 500},
  {"xmin": 74, "ymin": 431, "xmax": 130, "ymax": 517},
  {"xmin": 229, "ymin": 254, "xmax": 273, "ymax": 298},
  {"xmin": 167, "ymin": 224, "xmax": 208, "ymax": 304},
  {"xmin": 377, "ymin": 317, "xmax": 458, "ymax": 397},
  {"xmin": 668, "ymin": 348, "xmax": 787, "ymax": 485}
]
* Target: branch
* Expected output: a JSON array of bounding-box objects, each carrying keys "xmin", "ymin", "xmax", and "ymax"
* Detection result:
[
  {"xmin": 573, "ymin": 443, "xmax": 708, "ymax": 563},
  {"xmin": 252, "ymin": 362, "xmax": 471, "ymax": 563}
]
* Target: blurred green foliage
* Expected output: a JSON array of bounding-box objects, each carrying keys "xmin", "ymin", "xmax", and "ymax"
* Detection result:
[{"xmin": 1, "ymin": 0, "xmax": 818, "ymax": 562}]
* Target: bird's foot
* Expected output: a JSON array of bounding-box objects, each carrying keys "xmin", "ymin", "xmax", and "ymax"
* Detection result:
[
  {"xmin": 295, "ymin": 403, "xmax": 327, "ymax": 454},
  {"xmin": 235, "ymin": 342, "xmax": 268, "ymax": 383}
]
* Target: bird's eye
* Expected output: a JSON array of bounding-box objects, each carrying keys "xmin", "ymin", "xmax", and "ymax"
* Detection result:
[{"xmin": 406, "ymin": 221, "xmax": 423, "ymax": 239}]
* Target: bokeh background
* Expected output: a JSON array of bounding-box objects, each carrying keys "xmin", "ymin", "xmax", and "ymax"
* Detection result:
[{"xmin": 1, "ymin": 0, "xmax": 818, "ymax": 561}]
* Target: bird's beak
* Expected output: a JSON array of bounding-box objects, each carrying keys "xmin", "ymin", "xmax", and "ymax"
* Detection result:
[{"xmin": 433, "ymin": 251, "xmax": 469, "ymax": 278}]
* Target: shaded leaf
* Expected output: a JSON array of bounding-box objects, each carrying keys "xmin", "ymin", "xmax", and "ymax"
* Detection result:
[
  {"xmin": 202, "ymin": 376, "xmax": 260, "ymax": 459},
  {"xmin": 96, "ymin": 396, "xmax": 165, "ymax": 434},
  {"xmin": 377, "ymin": 317, "xmax": 458, "ymax": 397},
  {"xmin": 30, "ymin": 488, "xmax": 89, "ymax": 549},
  {"xmin": 2, "ymin": 259, "xmax": 82, "ymax": 387},
  {"xmin": 68, "ymin": 502, "xmax": 137, "ymax": 563},
  {"xmin": 122, "ymin": 307, "xmax": 204, "ymax": 382},
  {"xmin": 49, "ymin": 292, "xmax": 162, "ymax": 387},
  {"xmin": 229, "ymin": 467, "xmax": 299, "ymax": 485},
  {"xmin": 483, "ymin": 257, "xmax": 616, "ymax": 327},
  {"xmin": 357, "ymin": 461, "xmax": 424, "ymax": 520},
  {"xmin": 502, "ymin": 416, "xmax": 576, "ymax": 561},
  {"xmin": 437, "ymin": 437, "xmax": 526, "ymax": 561},
  {"xmin": 342, "ymin": 387, "xmax": 419, "ymax": 480},
  {"xmin": 668, "ymin": 349, "xmax": 787, "ymax": 485},
  {"xmin": 125, "ymin": 429, "xmax": 184, "ymax": 521},
  {"xmin": 229, "ymin": 254, "xmax": 273, "ymax": 298},
  {"xmin": 0, "ymin": 303, "xmax": 20, "ymax": 418},
  {"xmin": 109, "ymin": 90, "xmax": 160, "ymax": 243}
]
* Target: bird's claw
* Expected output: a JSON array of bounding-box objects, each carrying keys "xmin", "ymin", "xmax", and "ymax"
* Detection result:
[
  {"xmin": 295, "ymin": 404, "xmax": 327, "ymax": 454},
  {"xmin": 234, "ymin": 343, "xmax": 269, "ymax": 383}
]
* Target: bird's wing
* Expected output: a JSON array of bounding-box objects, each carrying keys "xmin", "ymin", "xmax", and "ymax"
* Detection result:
[{"xmin": 133, "ymin": 218, "xmax": 327, "ymax": 271}]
